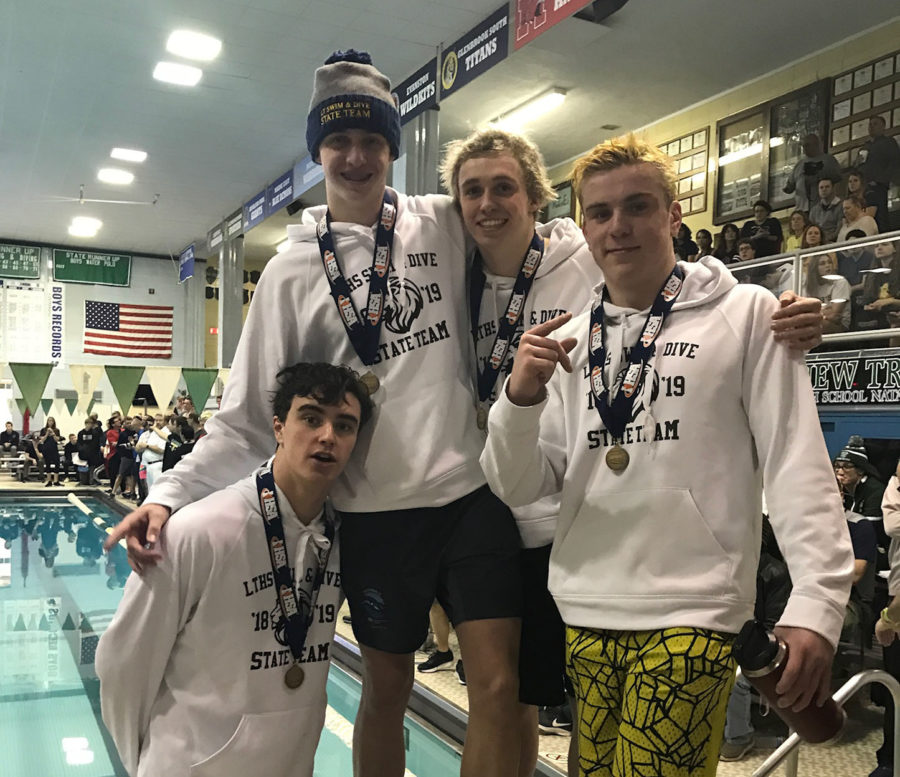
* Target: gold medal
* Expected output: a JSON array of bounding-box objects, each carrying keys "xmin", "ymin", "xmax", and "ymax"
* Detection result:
[
  {"xmin": 284, "ymin": 662, "xmax": 305, "ymax": 689},
  {"xmin": 606, "ymin": 444, "xmax": 629, "ymax": 472},
  {"xmin": 476, "ymin": 406, "xmax": 488, "ymax": 430},
  {"xmin": 360, "ymin": 371, "xmax": 380, "ymax": 395}
]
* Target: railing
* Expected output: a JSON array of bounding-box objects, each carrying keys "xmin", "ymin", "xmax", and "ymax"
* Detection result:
[
  {"xmin": 751, "ymin": 668, "xmax": 900, "ymax": 777},
  {"xmin": 725, "ymin": 227, "xmax": 900, "ymax": 346}
]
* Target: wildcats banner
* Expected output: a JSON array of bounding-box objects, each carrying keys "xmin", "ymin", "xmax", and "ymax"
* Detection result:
[
  {"xmin": 514, "ymin": 0, "xmax": 594, "ymax": 50},
  {"xmin": 393, "ymin": 59, "xmax": 437, "ymax": 125},
  {"xmin": 806, "ymin": 349, "xmax": 900, "ymax": 405},
  {"xmin": 440, "ymin": 5, "xmax": 509, "ymax": 100}
]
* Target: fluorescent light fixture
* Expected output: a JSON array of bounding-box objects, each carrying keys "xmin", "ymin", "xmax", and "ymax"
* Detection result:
[
  {"xmin": 821, "ymin": 274, "xmax": 845, "ymax": 281},
  {"xmin": 97, "ymin": 168, "xmax": 134, "ymax": 185},
  {"xmin": 861, "ymin": 266, "xmax": 892, "ymax": 274},
  {"xmin": 68, "ymin": 216, "xmax": 102, "ymax": 237},
  {"xmin": 276, "ymin": 239, "xmax": 291, "ymax": 253},
  {"xmin": 111, "ymin": 147, "xmax": 147, "ymax": 163},
  {"xmin": 829, "ymin": 297, "xmax": 848, "ymax": 304},
  {"xmin": 769, "ymin": 136, "xmax": 785, "ymax": 148},
  {"xmin": 166, "ymin": 30, "xmax": 222, "ymax": 61},
  {"xmin": 490, "ymin": 88, "xmax": 567, "ymax": 131},
  {"xmin": 153, "ymin": 61, "xmax": 203, "ymax": 86}
]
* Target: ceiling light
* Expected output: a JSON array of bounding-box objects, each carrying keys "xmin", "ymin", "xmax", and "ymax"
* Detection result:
[
  {"xmin": 490, "ymin": 88, "xmax": 567, "ymax": 131},
  {"xmin": 68, "ymin": 217, "xmax": 102, "ymax": 238},
  {"xmin": 821, "ymin": 274, "xmax": 845, "ymax": 281},
  {"xmin": 153, "ymin": 61, "xmax": 203, "ymax": 87},
  {"xmin": 769, "ymin": 137, "xmax": 785, "ymax": 148},
  {"xmin": 166, "ymin": 30, "xmax": 222, "ymax": 62},
  {"xmin": 276, "ymin": 239, "xmax": 291, "ymax": 253},
  {"xmin": 111, "ymin": 147, "xmax": 147, "ymax": 163},
  {"xmin": 97, "ymin": 168, "xmax": 134, "ymax": 185}
]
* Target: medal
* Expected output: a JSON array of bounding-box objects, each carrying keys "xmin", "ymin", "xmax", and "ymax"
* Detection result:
[
  {"xmin": 476, "ymin": 406, "xmax": 488, "ymax": 430},
  {"xmin": 606, "ymin": 444, "xmax": 629, "ymax": 472},
  {"xmin": 284, "ymin": 662, "xmax": 305, "ymax": 689},
  {"xmin": 360, "ymin": 371, "xmax": 380, "ymax": 395}
]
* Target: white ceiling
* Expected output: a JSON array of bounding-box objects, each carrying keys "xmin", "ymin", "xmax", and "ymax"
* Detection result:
[{"xmin": 0, "ymin": 0, "xmax": 897, "ymax": 263}]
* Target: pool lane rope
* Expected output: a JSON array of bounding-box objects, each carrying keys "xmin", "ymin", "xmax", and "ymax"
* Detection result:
[{"xmin": 67, "ymin": 492, "xmax": 127, "ymax": 549}]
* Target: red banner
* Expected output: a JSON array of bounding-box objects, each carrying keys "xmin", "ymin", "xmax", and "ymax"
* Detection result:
[{"xmin": 514, "ymin": 0, "xmax": 594, "ymax": 50}]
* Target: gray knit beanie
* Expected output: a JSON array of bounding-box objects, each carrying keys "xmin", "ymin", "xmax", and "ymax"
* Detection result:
[{"xmin": 306, "ymin": 50, "xmax": 401, "ymax": 162}]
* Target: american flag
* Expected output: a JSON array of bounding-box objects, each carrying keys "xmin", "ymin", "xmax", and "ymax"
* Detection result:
[{"xmin": 83, "ymin": 301, "xmax": 173, "ymax": 359}]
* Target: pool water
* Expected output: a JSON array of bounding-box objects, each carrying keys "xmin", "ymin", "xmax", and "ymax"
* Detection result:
[{"xmin": 0, "ymin": 494, "xmax": 461, "ymax": 777}]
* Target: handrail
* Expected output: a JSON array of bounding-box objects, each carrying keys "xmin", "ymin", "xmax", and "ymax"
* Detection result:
[{"xmin": 751, "ymin": 668, "xmax": 900, "ymax": 777}]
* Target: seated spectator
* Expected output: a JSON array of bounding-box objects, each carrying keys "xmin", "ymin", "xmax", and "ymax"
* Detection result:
[
  {"xmin": 809, "ymin": 178, "xmax": 844, "ymax": 243},
  {"xmin": 63, "ymin": 433, "xmax": 79, "ymax": 481},
  {"xmin": 801, "ymin": 223, "xmax": 824, "ymax": 249},
  {"xmin": 846, "ymin": 168, "xmax": 879, "ymax": 221},
  {"xmin": 740, "ymin": 200, "xmax": 783, "ymax": 257},
  {"xmin": 872, "ymin": 462, "xmax": 900, "ymax": 777},
  {"xmin": 695, "ymin": 228, "xmax": 714, "ymax": 260},
  {"xmin": 835, "ymin": 436, "xmax": 888, "ymax": 553},
  {"xmin": 837, "ymin": 195, "xmax": 879, "ymax": 243},
  {"xmin": 783, "ymin": 133, "xmax": 842, "ymax": 212},
  {"xmin": 801, "ymin": 252, "xmax": 850, "ymax": 333},
  {"xmin": 736, "ymin": 240, "xmax": 794, "ymax": 297},
  {"xmin": 1, "ymin": 421, "xmax": 19, "ymax": 452},
  {"xmin": 785, "ymin": 210, "xmax": 810, "ymax": 251},
  {"xmin": 737, "ymin": 238, "xmax": 756, "ymax": 263},
  {"xmin": 17, "ymin": 436, "xmax": 39, "ymax": 482},
  {"xmin": 855, "ymin": 116, "xmax": 900, "ymax": 234},
  {"xmin": 713, "ymin": 222, "xmax": 741, "ymax": 263},
  {"xmin": 841, "ymin": 494, "xmax": 878, "ymax": 644},
  {"xmin": 837, "ymin": 229, "xmax": 875, "ymax": 292},
  {"xmin": 673, "ymin": 223, "xmax": 699, "ymax": 261},
  {"xmin": 861, "ymin": 241, "xmax": 900, "ymax": 331}
]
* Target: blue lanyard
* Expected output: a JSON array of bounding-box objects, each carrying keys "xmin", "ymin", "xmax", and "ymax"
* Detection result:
[
  {"xmin": 316, "ymin": 190, "xmax": 397, "ymax": 366},
  {"xmin": 255, "ymin": 462, "xmax": 336, "ymax": 683},
  {"xmin": 588, "ymin": 264, "xmax": 684, "ymax": 440},
  {"xmin": 469, "ymin": 231, "xmax": 544, "ymax": 403}
]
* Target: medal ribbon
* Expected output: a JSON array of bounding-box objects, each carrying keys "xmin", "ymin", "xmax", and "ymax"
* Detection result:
[
  {"xmin": 588, "ymin": 264, "xmax": 684, "ymax": 440},
  {"xmin": 317, "ymin": 190, "xmax": 397, "ymax": 366},
  {"xmin": 469, "ymin": 231, "xmax": 545, "ymax": 403},
  {"xmin": 255, "ymin": 461, "xmax": 336, "ymax": 670}
]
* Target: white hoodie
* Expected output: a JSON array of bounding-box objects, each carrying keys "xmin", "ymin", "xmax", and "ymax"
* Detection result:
[
  {"xmin": 150, "ymin": 192, "xmax": 486, "ymax": 514},
  {"xmin": 96, "ymin": 470, "xmax": 342, "ymax": 777},
  {"xmin": 481, "ymin": 257, "xmax": 854, "ymax": 646},
  {"xmin": 474, "ymin": 218, "xmax": 598, "ymax": 546}
]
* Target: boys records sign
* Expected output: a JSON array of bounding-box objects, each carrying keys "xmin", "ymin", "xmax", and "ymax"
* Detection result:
[
  {"xmin": 393, "ymin": 59, "xmax": 437, "ymax": 126},
  {"xmin": 440, "ymin": 5, "xmax": 509, "ymax": 99}
]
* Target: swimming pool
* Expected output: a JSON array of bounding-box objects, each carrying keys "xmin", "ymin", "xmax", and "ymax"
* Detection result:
[{"xmin": 0, "ymin": 493, "xmax": 462, "ymax": 777}]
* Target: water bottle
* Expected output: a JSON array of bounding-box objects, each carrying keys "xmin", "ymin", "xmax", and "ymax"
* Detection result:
[{"xmin": 733, "ymin": 620, "xmax": 845, "ymax": 744}]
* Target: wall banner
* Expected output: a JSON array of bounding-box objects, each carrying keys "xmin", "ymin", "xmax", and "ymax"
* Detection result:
[
  {"xmin": 0, "ymin": 244, "xmax": 40, "ymax": 279},
  {"xmin": 806, "ymin": 349, "xmax": 900, "ymax": 405},
  {"xmin": 514, "ymin": 0, "xmax": 594, "ymax": 50},
  {"xmin": 393, "ymin": 59, "xmax": 438, "ymax": 125},
  {"xmin": 52, "ymin": 250, "xmax": 131, "ymax": 287},
  {"xmin": 440, "ymin": 5, "xmax": 509, "ymax": 100}
]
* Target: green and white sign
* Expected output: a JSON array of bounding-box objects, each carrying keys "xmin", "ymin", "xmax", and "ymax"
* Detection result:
[
  {"xmin": 0, "ymin": 244, "xmax": 41, "ymax": 279},
  {"xmin": 52, "ymin": 249, "xmax": 132, "ymax": 286}
]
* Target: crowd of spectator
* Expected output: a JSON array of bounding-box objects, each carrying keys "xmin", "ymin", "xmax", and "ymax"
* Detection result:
[
  {"xmin": 674, "ymin": 119, "xmax": 899, "ymax": 338},
  {"xmin": 0, "ymin": 393, "xmax": 209, "ymax": 499}
]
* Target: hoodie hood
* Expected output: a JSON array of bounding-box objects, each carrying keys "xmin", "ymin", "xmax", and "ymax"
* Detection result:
[
  {"xmin": 534, "ymin": 218, "xmax": 588, "ymax": 278},
  {"xmin": 591, "ymin": 255, "xmax": 737, "ymax": 313}
]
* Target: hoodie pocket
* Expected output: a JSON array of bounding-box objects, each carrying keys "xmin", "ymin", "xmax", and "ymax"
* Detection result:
[
  {"xmin": 189, "ymin": 707, "xmax": 323, "ymax": 777},
  {"xmin": 554, "ymin": 487, "xmax": 735, "ymax": 600}
]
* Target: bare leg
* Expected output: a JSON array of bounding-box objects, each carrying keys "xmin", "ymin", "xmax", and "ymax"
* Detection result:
[
  {"xmin": 518, "ymin": 703, "xmax": 539, "ymax": 777},
  {"xmin": 110, "ymin": 475, "xmax": 122, "ymax": 494},
  {"xmin": 456, "ymin": 617, "xmax": 522, "ymax": 777},
  {"xmin": 353, "ymin": 645, "xmax": 414, "ymax": 777},
  {"xmin": 567, "ymin": 694, "xmax": 579, "ymax": 777},
  {"xmin": 430, "ymin": 602, "xmax": 452, "ymax": 653}
]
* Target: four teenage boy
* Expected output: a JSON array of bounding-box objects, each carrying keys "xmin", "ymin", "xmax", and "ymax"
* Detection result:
[{"xmin": 104, "ymin": 50, "xmax": 834, "ymax": 777}]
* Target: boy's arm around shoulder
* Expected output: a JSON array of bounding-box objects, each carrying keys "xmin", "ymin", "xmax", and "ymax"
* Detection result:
[{"xmin": 95, "ymin": 505, "xmax": 216, "ymax": 775}]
